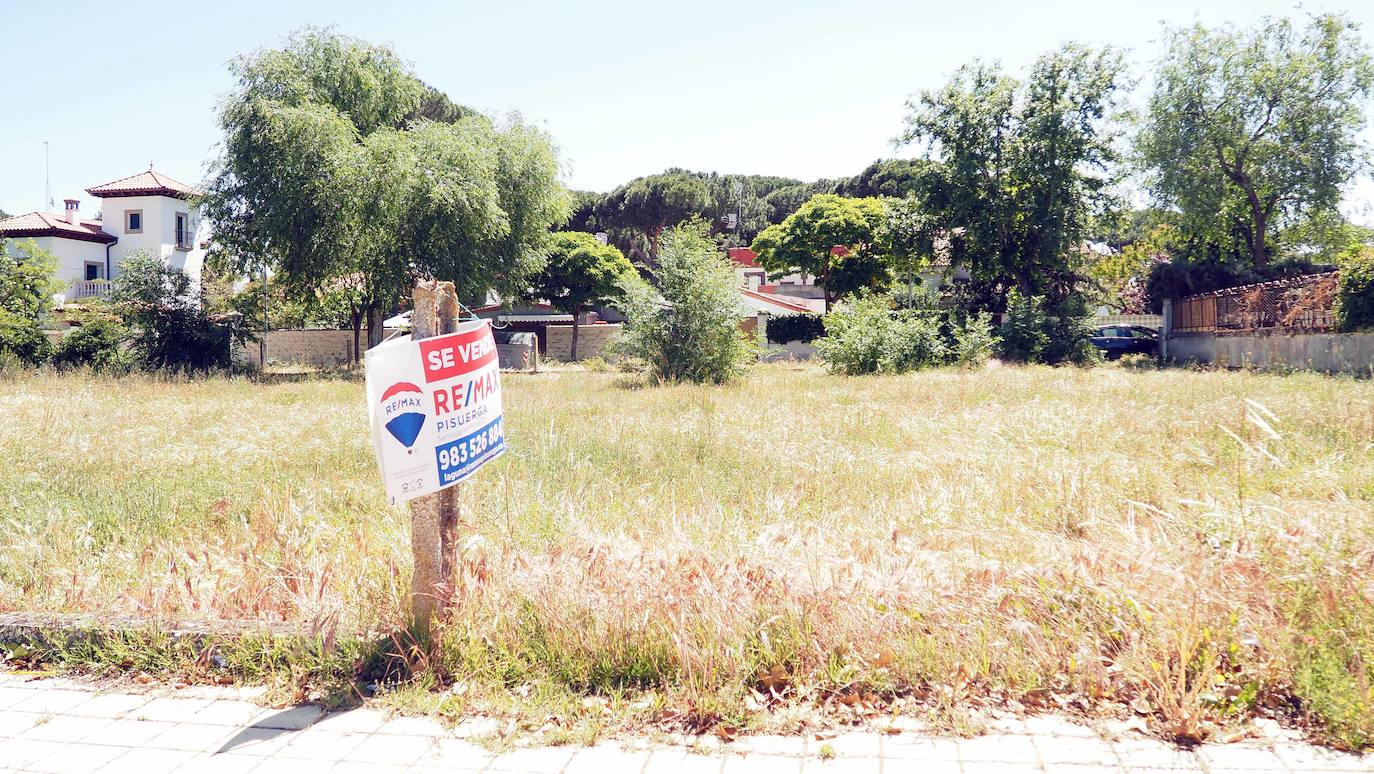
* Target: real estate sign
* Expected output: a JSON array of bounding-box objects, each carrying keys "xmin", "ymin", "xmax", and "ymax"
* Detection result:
[{"xmin": 365, "ymin": 319, "xmax": 506, "ymax": 504}]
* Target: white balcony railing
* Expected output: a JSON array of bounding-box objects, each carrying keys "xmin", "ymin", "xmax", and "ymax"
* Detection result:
[
  {"xmin": 69, "ymin": 279, "xmax": 114, "ymax": 301},
  {"xmin": 176, "ymin": 229, "xmax": 195, "ymax": 250}
]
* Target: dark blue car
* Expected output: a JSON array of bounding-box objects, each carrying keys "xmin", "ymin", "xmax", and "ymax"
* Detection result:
[{"xmin": 1090, "ymin": 325, "xmax": 1159, "ymax": 359}]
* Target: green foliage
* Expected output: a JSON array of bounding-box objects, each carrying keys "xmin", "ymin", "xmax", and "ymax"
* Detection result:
[
  {"xmin": 899, "ymin": 44, "xmax": 1127, "ymax": 305},
  {"xmin": 112, "ymin": 252, "xmax": 248, "ymax": 371},
  {"xmin": 1087, "ymin": 225, "xmax": 1178, "ymax": 314},
  {"xmin": 997, "ymin": 291, "xmax": 1099, "ymax": 366},
  {"xmin": 526, "ymin": 232, "xmax": 635, "ymax": 360},
  {"xmin": 203, "ymin": 27, "xmax": 568, "ymax": 349},
  {"xmin": 751, "ymin": 194, "xmax": 891, "ymax": 309},
  {"xmin": 527, "ymin": 233, "xmax": 634, "ymax": 316},
  {"xmin": 52, "ymin": 306, "xmax": 130, "ymax": 372},
  {"xmin": 834, "ymin": 159, "xmax": 932, "ymax": 199},
  {"xmin": 1137, "ymin": 13, "xmax": 1374, "ymax": 268},
  {"xmin": 614, "ymin": 222, "xmax": 754, "ymax": 384},
  {"xmin": 950, "ymin": 311, "xmax": 999, "ymax": 368},
  {"xmin": 0, "ymin": 239, "xmax": 59, "ymax": 323},
  {"xmin": 765, "ymin": 314, "xmax": 825, "ymax": 344},
  {"xmin": 1336, "ymin": 246, "xmax": 1374, "ymax": 331},
  {"xmin": 815, "ymin": 292, "xmax": 946, "ymax": 375},
  {"xmin": 0, "ymin": 310, "xmax": 50, "ymax": 365}
]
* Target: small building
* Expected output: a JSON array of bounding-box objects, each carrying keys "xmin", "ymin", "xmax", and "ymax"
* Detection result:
[{"xmin": 0, "ymin": 167, "xmax": 207, "ymax": 305}]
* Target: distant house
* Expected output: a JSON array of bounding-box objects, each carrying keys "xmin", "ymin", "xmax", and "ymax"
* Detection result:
[
  {"xmin": 0, "ymin": 167, "xmax": 207, "ymax": 305},
  {"xmin": 727, "ymin": 247, "xmax": 823, "ymax": 300}
]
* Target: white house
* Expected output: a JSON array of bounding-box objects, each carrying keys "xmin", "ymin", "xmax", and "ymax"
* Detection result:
[{"xmin": 0, "ymin": 167, "xmax": 207, "ymax": 304}]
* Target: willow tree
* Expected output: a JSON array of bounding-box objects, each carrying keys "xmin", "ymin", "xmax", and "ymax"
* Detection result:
[
  {"xmin": 202, "ymin": 28, "xmax": 568, "ymax": 354},
  {"xmin": 1137, "ymin": 14, "xmax": 1374, "ymax": 268}
]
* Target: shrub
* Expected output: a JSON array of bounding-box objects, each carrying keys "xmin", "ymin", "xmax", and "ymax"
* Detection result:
[
  {"xmin": 997, "ymin": 291, "xmax": 1100, "ymax": 366},
  {"xmin": 614, "ymin": 222, "xmax": 755, "ymax": 384},
  {"xmin": 1336, "ymin": 246, "xmax": 1374, "ymax": 332},
  {"xmin": 1118, "ymin": 353, "xmax": 1157, "ymax": 370},
  {"xmin": 113, "ymin": 252, "xmax": 250, "ymax": 371},
  {"xmin": 1147, "ymin": 256, "xmax": 1335, "ymax": 312},
  {"xmin": 949, "ymin": 311, "xmax": 998, "ymax": 368},
  {"xmin": 0, "ymin": 310, "xmax": 51, "ymax": 365},
  {"xmin": 816, "ymin": 292, "xmax": 946, "ymax": 375},
  {"xmin": 53, "ymin": 309, "xmax": 131, "ymax": 371},
  {"xmin": 765, "ymin": 314, "xmax": 825, "ymax": 344}
]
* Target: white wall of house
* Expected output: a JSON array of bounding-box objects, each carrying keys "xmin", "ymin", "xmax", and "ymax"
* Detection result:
[
  {"xmin": 104, "ymin": 195, "xmax": 205, "ymax": 287},
  {"xmin": 4, "ymin": 235, "xmax": 108, "ymax": 290}
]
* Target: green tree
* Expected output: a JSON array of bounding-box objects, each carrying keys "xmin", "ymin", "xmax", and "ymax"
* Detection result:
[
  {"xmin": 595, "ymin": 171, "xmax": 713, "ymax": 260},
  {"xmin": 899, "ymin": 44, "xmax": 1127, "ymax": 310},
  {"xmin": 112, "ymin": 252, "xmax": 250, "ymax": 371},
  {"xmin": 615, "ymin": 221, "xmax": 754, "ymax": 384},
  {"xmin": 1137, "ymin": 14, "xmax": 1374, "ymax": 268},
  {"xmin": 0, "ymin": 239, "xmax": 59, "ymax": 365},
  {"xmin": 750, "ymin": 194, "xmax": 891, "ymax": 311},
  {"xmin": 525, "ymin": 232, "xmax": 635, "ymax": 360},
  {"xmin": 202, "ymin": 28, "xmax": 567, "ymax": 356}
]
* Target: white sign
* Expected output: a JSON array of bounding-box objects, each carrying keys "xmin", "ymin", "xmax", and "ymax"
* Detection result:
[{"xmin": 365, "ymin": 319, "xmax": 506, "ymax": 504}]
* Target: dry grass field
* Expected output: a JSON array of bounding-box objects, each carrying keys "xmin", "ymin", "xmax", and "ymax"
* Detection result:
[{"xmin": 1, "ymin": 363, "xmax": 1372, "ymax": 748}]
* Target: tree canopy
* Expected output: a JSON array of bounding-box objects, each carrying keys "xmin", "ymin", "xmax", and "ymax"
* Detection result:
[
  {"xmin": 898, "ymin": 43, "xmax": 1128, "ymax": 310},
  {"xmin": 750, "ymin": 194, "xmax": 890, "ymax": 310},
  {"xmin": 202, "ymin": 27, "xmax": 568, "ymax": 350},
  {"xmin": 525, "ymin": 231, "xmax": 635, "ymax": 360},
  {"xmin": 1137, "ymin": 13, "xmax": 1374, "ymax": 269}
]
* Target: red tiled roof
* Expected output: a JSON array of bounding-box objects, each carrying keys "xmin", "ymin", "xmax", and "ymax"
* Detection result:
[
  {"xmin": 727, "ymin": 247, "xmax": 758, "ymax": 267},
  {"xmin": 0, "ymin": 212, "xmax": 116, "ymax": 244},
  {"xmin": 86, "ymin": 169, "xmax": 201, "ymax": 199}
]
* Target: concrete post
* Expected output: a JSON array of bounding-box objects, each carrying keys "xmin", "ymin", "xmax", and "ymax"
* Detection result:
[{"xmin": 1160, "ymin": 298, "xmax": 1173, "ymax": 363}]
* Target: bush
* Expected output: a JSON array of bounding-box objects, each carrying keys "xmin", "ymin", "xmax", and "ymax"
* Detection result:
[
  {"xmin": 113, "ymin": 252, "xmax": 250, "ymax": 371},
  {"xmin": 996, "ymin": 291, "xmax": 1099, "ymax": 366},
  {"xmin": 0, "ymin": 310, "xmax": 51, "ymax": 365},
  {"xmin": 52, "ymin": 309, "xmax": 131, "ymax": 371},
  {"xmin": 816, "ymin": 292, "xmax": 946, "ymax": 375},
  {"xmin": 614, "ymin": 221, "xmax": 755, "ymax": 384},
  {"xmin": 1336, "ymin": 246, "xmax": 1374, "ymax": 332},
  {"xmin": 765, "ymin": 313, "xmax": 825, "ymax": 344},
  {"xmin": 1147, "ymin": 257, "xmax": 1335, "ymax": 312},
  {"xmin": 1118, "ymin": 353, "xmax": 1157, "ymax": 370},
  {"xmin": 950, "ymin": 311, "xmax": 998, "ymax": 368}
]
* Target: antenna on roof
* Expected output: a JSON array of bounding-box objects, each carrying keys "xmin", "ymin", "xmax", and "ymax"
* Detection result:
[{"xmin": 44, "ymin": 141, "xmax": 53, "ymax": 212}]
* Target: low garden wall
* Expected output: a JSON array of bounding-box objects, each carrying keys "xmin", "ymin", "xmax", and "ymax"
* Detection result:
[
  {"xmin": 544, "ymin": 324, "xmax": 620, "ymax": 362},
  {"xmin": 1169, "ymin": 330, "xmax": 1374, "ymax": 374},
  {"xmin": 235, "ymin": 329, "xmax": 357, "ymax": 368}
]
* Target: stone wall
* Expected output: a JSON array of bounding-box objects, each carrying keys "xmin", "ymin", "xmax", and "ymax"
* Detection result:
[
  {"xmin": 544, "ymin": 324, "xmax": 621, "ymax": 362},
  {"xmin": 235, "ymin": 330, "xmax": 357, "ymax": 368},
  {"xmin": 1168, "ymin": 330, "xmax": 1374, "ymax": 374}
]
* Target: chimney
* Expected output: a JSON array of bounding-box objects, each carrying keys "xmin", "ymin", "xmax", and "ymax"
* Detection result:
[{"xmin": 63, "ymin": 199, "xmax": 80, "ymax": 224}]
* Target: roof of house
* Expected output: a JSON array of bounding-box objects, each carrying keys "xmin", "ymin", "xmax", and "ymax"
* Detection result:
[
  {"xmin": 0, "ymin": 212, "xmax": 116, "ymax": 244},
  {"xmin": 727, "ymin": 247, "xmax": 759, "ymax": 267},
  {"xmin": 738, "ymin": 287, "xmax": 820, "ymax": 315},
  {"xmin": 86, "ymin": 169, "xmax": 201, "ymax": 199}
]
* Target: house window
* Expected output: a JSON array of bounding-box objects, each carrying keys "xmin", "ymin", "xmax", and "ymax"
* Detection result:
[
  {"xmin": 125, "ymin": 210, "xmax": 142, "ymax": 233},
  {"xmin": 175, "ymin": 213, "xmax": 191, "ymax": 249},
  {"xmin": 84, "ymin": 263, "xmax": 102, "ymax": 281}
]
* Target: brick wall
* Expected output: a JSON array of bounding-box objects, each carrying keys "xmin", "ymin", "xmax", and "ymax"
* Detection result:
[
  {"xmin": 544, "ymin": 324, "xmax": 621, "ymax": 362},
  {"xmin": 235, "ymin": 330, "xmax": 357, "ymax": 368}
]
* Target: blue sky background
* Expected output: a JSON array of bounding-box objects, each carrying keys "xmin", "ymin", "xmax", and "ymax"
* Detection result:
[{"xmin": 2, "ymin": 0, "xmax": 1373, "ymax": 225}]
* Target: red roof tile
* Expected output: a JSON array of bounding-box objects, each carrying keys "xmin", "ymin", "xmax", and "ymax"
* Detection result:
[
  {"xmin": 0, "ymin": 212, "xmax": 116, "ymax": 244},
  {"xmin": 86, "ymin": 169, "xmax": 201, "ymax": 199}
]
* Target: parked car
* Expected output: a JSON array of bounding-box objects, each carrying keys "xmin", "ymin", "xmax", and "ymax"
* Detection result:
[{"xmin": 1090, "ymin": 325, "xmax": 1159, "ymax": 359}]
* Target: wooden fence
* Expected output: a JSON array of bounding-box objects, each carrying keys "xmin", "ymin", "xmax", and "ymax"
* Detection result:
[{"xmin": 1173, "ymin": 272, "xmax": 1338, "ymax": 334}]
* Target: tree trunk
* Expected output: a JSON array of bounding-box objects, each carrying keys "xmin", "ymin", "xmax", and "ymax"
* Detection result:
[
  {"xmin": 1240, "ymin": 181, "xmax": 1269, "ymax": 269},
  {"xmin": 570, "ymin": 311, "xmax": 580, "ymax": 362},
  {"xmin": 349, "ymin": 308, "xmax": 363, "ymax": 363},
  {"xmin": 366, "ymin": 306, "xmax": 385, "ymax": 349}
]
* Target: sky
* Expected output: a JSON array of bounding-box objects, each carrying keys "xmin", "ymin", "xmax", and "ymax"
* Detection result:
[{"xmin": 2, "ymin": 0, "xmax": 1373, "ymax": 225}]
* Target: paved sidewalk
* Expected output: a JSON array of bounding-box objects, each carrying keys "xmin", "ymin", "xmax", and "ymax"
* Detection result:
[{"xmin": 1, "ymin": 672, "xmax": 1370, "ymax": 773}]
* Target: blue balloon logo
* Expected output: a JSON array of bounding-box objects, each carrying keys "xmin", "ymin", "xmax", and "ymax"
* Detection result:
[{"xmin": 380, "ymin": 382, "xmax": 426, "ymax": 448}]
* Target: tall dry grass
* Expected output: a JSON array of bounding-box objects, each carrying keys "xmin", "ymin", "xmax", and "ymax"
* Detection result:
[{"xmin": 0, "ymin": 364, "xmax": 1371, "ymax": 745}]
